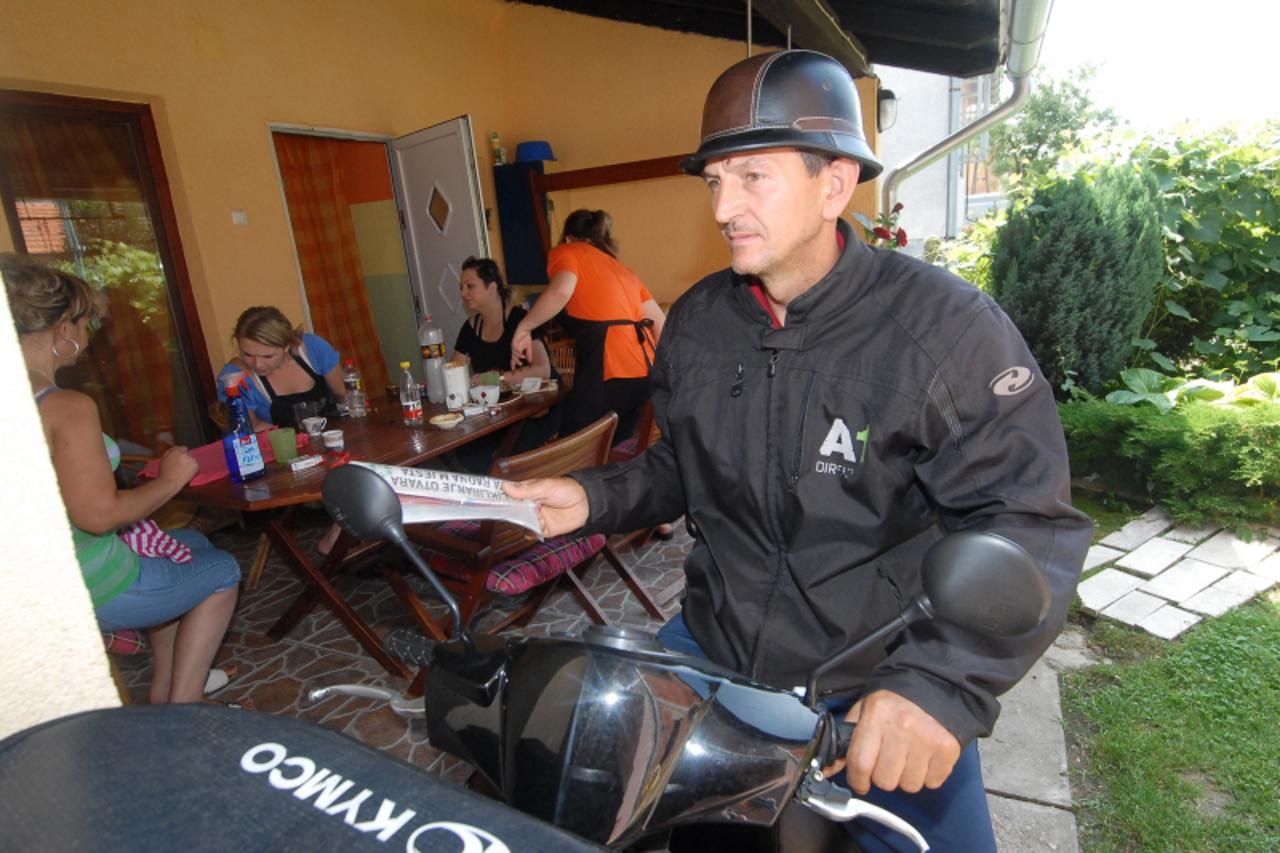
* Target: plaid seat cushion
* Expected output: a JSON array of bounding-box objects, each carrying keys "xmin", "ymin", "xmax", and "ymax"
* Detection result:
[
  {"xmin": 420, "ymin": 520, "xmax": 607, "ymax": 596},
  {"xmin": 103, "ymin": 628, "xmax": 147, "ymax": 655}
]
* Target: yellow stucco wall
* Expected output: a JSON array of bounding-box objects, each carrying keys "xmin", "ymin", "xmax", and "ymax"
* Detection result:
[{"xmin": 0, "ymin": 0, "xmax": 880, "ymax": 373}]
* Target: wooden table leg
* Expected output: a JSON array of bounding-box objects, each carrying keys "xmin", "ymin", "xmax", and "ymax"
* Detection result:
[{"xmin": 263, "ymin": 520, "xmax": 411, "ymax": 679}]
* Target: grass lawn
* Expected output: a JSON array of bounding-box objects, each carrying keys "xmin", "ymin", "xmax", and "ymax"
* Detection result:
[{"xmin": 1062, "ymin": 490, "xmax": 1280, "ymax": 851}]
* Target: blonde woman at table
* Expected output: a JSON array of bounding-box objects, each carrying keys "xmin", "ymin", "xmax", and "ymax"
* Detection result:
[
  {"xmin": 217, "ymin": 306, "xmax": 347, "ymax": 430},
  {"xmin": 3, "ymin": 254, "xmax": 242, "ymax": 706},
  {"xmin": 218, "ymin": 306, "xmax": 351, "ymax": 554}
]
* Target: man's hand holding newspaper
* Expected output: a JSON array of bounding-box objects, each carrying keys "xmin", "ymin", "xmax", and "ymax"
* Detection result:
[{"xmin": 352, "ymin": 461, "xmax": 544, "ymax": 538}]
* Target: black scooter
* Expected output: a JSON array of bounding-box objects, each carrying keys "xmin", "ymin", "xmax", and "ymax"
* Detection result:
[{"xmin": 313, "ymin": 464, "xmax": 1052, "ymax": 852}]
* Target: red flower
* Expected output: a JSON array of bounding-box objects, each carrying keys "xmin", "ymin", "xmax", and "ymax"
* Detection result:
[
  {"xmin": 895, "ymin": 227, "xmax": 908, "ymax": 247},
  {"xmin": 873, "ymin": 226, "xmax": 892, "ymax": 241},
  {"xmin": 892, "ymin": 202, "xmax": 904, "ymax": 213}
]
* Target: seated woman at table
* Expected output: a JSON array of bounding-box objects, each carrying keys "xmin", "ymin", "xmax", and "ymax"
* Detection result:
[
  {"xmin": 455, "ymin": 256, "xmax": 552, "ymax": 386},
  {"xmin": 3, "ymin": 254, "xmax": 241, "ymax": 705},
  {"xmin": 217, "ymin": 306, "xmax": 347, "ymax": 429},
  {"xmin": 447, "ymin": 257, "xmax": 554, "ymax": 474}
]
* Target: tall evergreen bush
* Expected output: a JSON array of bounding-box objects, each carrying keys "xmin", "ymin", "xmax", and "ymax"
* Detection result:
[{"xmin": 990, "ymin": 168, "xmax": 1163, "ymax": 396}]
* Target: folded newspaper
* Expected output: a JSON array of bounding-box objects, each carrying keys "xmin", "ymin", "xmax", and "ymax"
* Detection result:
[{"xmin": 351, "ymin": 461, "xmax": 543, "ymax": 538}]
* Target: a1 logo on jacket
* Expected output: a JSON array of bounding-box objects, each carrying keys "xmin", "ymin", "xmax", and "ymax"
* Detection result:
[{"xmin": 814, "ymin": 417, "xmax": 869, "ymax": 477}]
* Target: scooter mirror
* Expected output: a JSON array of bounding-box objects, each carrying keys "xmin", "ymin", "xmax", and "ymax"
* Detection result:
[
  {"xmin": 322, "ymin": 463, "xmax": 404, "ymax": 542},
  {"xmin": 321, "ymin": 463, "xmax": 471, "ymax": 644},
  {"xmin": 921, "ymin": 531, "xmax": 1051, "ymax": 636}
]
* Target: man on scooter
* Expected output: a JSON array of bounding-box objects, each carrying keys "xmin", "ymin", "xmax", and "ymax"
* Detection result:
[{"xmin": 506, "ymin": 49, "xmax": 1092, "ymax": 852}]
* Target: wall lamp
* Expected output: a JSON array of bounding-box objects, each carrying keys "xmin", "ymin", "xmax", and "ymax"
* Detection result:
[{"xmin": 877, "ymin": 88, "xmax": 898, "ymax": 133}]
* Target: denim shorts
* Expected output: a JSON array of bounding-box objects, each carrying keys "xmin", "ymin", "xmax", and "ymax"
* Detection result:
[{"xmin": 95, "ymin": 529, "xmax": 241, "ymax": 632}]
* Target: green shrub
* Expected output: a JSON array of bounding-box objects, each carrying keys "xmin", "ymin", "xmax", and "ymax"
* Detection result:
[
  {"xmin": 1060, "ymin": 399, "xmax": 1280, "ymax": 528},
  {"xmin": 938, "ymin": 210, "xmax": 1004, "ymax": 292},
  {"xmin": 990, "ymin": 168, "xmax": 1162, "ymax": 397},
  {"xmin": 1127, "ymin": 125, "xmax": 1280, "ymax": 378}
]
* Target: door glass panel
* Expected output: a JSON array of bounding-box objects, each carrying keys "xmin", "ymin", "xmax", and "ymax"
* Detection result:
[{"xmin": 0, "ymin": 110, "xmax": 203, "ymax": 451}]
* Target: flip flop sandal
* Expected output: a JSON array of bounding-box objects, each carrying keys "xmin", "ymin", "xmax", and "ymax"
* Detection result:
[{"xmin": 203, "ymin": 664, "xmax": 239, "ymax": 696}]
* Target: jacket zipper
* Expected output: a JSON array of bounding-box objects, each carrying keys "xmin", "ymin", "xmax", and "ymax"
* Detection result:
[
  {"xmin": 788, "ymin": 373, "xmax": 816, "ymax": 491},
  {"xmin": 730, "ymin": 363, "xmax": 744, "ymax": 397},
  {"xmin": 750, "ymin": 349, "xmax": 785, "ymax": 680}
]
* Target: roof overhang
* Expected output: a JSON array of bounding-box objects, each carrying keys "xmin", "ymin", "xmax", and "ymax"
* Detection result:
[{"xmin": 508, "ymin": 0, "xmax": 1006, "ymax": 79}]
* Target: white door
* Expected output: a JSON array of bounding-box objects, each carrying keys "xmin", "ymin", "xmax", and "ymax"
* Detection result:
[{"xmin": 390, "ymin": 116, "xmax": 488, "ymax": 360}]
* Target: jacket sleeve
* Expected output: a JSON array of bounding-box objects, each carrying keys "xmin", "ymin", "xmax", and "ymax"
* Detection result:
[
  {"xmin": 865, "ymin": 302, "xmax": 1093, "ymax": 745},
  {"xmin": 570, "ymin": 306, "xmax": 687, "ymax": 534}
]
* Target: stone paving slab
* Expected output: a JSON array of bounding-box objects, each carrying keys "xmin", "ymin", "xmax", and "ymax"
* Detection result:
[
  {"xmin": 1165, "ymin": 523, "xmax": 1219, "ymax": 544},
  {"xmin": 988, "ymin": 795, "xmax": 1079, "ymax": 853},
  {"xmin": 1181, "ymin": 570, "xmax": 1275, "ymax": 616},
  {"xmin": 1083, "ymin": 544, "xmax": 1125, "ymax": 572},
  {"xmin": 1138, "ymin": 558, "xmax": 1228, "ymax": 602},
  {"xmin": 1249, "ymin": 552, "xmax": 1280, "ymax": 582},
  {"xmin": 1116, "ymin": 536, "xmax": 1193, "ymax": 577},
  {"xmin": 1186, "ymin": 530, "xmax": 1280, "ymax": 570},
  {"xmin": 1076, "ymin": 568, "xmax": 1143, "ymax": 612},
  {"xmin": 1101, "ymin": 590, "xmax": 1168, "ymax": 625},
  {"xmin": 982, "ymin": 659, "xmax": 1071, "ymax": 807},
  {"xmin": 1139, "ymin": 604, "xmax": 1203, "ymax": 640},
  {"xmin": 1098, "ymin": 505, "xmax": 1173, "ymax": 550}
]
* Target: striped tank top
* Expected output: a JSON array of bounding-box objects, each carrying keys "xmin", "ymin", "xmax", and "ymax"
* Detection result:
[{"xmin": 35, "ymin": 386, "xmax": 139, "ymax": 607}]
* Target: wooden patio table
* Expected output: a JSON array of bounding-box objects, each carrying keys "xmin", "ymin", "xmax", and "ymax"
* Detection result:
[{"xmin": 182, "ymin": 389, "xmax": 564, "ymax": 678}]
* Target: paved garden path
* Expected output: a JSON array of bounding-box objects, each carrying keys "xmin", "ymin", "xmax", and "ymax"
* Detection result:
[
  {"xmin": 984, "ymin": 507, "xmax": 1279, "ymax": 851},
  {"xmin": 1078, "ymin": 506, "xmax": 1279, "ymax": 638}
]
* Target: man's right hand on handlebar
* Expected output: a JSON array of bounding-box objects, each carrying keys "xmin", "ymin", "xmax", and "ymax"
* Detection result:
[
  {"xmin": 824, "ymin": 689, "xmax": 962, "ymax": 796},
  {"xmin": 503, "ymin": 477, "xmax": 590, "ymax": 538}
]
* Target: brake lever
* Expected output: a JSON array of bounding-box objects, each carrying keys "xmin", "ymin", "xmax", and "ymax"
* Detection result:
[
  {"xmin": 795, "ymin": 763, "xmax": 930, "ymax": 852},
  {"xmin": 307, "ymin": 684, "xmax": 424, "ymax": 718}
]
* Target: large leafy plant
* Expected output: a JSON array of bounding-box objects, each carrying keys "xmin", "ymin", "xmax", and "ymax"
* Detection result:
[
  {"xmin": 1125, "ymin": 125, "xmax": 1280, "ymax": 378},
  {"xmin": 1106, "ymin": 368, "xmax": 1280, "ymax": 413}
]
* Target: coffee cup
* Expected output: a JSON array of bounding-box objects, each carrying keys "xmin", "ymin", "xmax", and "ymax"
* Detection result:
[
  {"xmin": 301, "ymin": 416, "xmax": 327, "ymax": 437},
  {"xmin": 321, "ymin": 428, "xmax": 345, "ymax": 453},
  {"xmin": 470, "ymin": 385, "xmax": 500, "ymax": 407},
  {"xmin": 443, "ymin": 363, "xmax": 471, "ymax": 412}
]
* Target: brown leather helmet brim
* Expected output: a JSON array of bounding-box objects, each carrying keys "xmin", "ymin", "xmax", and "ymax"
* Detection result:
[{"xmin": 680, "ymin": 129, "xmax": 883, "ymax": 182}]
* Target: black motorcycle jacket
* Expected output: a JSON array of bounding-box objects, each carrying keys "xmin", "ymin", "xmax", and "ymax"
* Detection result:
[{"xmin": 572, "ymin": 220, "xmax": 1092, "ymax": 745}]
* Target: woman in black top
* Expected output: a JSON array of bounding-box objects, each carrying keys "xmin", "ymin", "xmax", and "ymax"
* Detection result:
[{"xmin": 454, "ymin": 257, "xmax": 551, "ymax": 385}]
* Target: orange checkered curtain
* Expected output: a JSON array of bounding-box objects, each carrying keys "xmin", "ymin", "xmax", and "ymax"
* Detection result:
[{"xmin": 272, "ymin": 133, "xmax": 390, "ymax": 397}]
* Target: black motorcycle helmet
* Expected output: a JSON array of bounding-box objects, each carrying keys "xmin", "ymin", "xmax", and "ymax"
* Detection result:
[{"xmin": 681, "ymin": 49, "xmax": 883, "ymax": 182}]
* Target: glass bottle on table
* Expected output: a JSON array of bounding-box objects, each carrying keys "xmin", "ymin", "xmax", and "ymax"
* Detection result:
[
  {"xmin": 222, "ymin": 384, "xmax": 265, "ymax": 483},
  {"xmin": 400, "ymin": 361, "xmax": 424, "ymax": 427},
  {"xmin": 342, "ymin": 358, "xmax": 367, "ymax": 417}
]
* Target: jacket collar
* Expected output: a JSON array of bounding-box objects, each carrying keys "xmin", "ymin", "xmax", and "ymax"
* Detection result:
[{"xmin": 734, "ymin": 218, "xmax": 879, "ymax": 351}]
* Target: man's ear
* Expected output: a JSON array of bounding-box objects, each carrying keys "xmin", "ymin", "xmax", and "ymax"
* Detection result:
[{"xmin": 822, "ymin": 159, "xmax": 861, "ymax": 219}]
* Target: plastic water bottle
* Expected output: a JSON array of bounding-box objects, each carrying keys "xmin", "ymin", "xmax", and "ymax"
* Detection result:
[
  {"xmin": 222, "ymin": 385, "xmax": 265, "ymax": 483},
  {"xmin": 400, "ymin": 361, "xmax": 423, "ymax": 426},
  {"xmin": 418, "ymin": 316, "xmax": 446, "ymax": 404},
  {"xmin": 341, "ymin": 359, "xmax": 367, "ymax": 417}
]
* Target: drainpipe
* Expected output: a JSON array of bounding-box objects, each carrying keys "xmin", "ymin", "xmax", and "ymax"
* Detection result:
[{"xmin": 879, "ymin": 0, "xmax": 1054, "ymax": 212}]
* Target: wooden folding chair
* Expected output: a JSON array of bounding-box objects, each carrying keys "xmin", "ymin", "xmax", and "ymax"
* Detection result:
[
  {"xmin": 392, "ymin": 413, "xmax": 664, "ymax": 640},
  {"xmin": 546, "ymin": 338, "xmax": 576, "ymax": 390}
]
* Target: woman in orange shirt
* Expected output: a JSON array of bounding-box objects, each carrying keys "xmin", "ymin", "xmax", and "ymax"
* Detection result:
[{"xmin": 512, "ymin": 209, "xmax": 665, "ymax": 440}]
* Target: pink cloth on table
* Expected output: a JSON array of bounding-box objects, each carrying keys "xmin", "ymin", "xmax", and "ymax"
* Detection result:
[{"xmin": 139, "ymin": 430, "xmax": 276, "ymax": 486}]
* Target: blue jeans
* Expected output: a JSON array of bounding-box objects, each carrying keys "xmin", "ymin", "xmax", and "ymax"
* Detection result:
[
  {"xmin": 96, "ymin": 529, "xmax": 241, "ymax": 632},
  {"xmin": 657, "ymin": 613, "xmax": 997, "ymax": 853}
]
